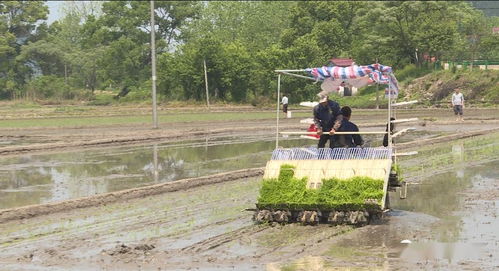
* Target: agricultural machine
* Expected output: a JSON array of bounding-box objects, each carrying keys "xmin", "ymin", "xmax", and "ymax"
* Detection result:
[{"xmin": 253, "ymin": 62, "xmax": 418, "ymax": 225}]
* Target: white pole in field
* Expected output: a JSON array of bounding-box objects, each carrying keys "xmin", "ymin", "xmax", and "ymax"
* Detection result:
[
  {"xmin": 204, "ymin": 58, "xmax": 210, "ymax": 109},
  {"xmin": 276, "ymin": 73, "xmax": 281, "ymax": 149},
  {"xmin": 376, "ymin": 83, "xmax": 379, "ymax": 110},
  {"xmin": 150, "ymin": 0, "xmax": 158, "ymax": 129},
  {"xmin": 388, "ymin": 78, "xmax": 392, "ymax": 149}
]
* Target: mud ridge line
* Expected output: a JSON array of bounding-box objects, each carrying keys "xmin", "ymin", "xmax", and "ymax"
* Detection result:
[
  {"xmin": 1, "ymin": 119, "xmax": 496, "ymax": 156},
  {"xmin": 397, "ymin": 127, "xmax": 499, "ymax": 150},
  {"xmin": 0, "ymin": 168, "xmax": 263, "ymax": 224},
  {"xmin": 0, "ymin": 124, "xmax": 305, "ymax": 156}
]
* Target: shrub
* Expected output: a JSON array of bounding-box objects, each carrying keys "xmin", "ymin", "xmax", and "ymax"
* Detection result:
[
  {"xmin": 26, "ymin": 75, "xmax": 69, "ymax": 99},
  {"xmin": 395, "ymin": 64, "xmax": 432, "ymax": 83},
  {"xmin": 118, "ymin": 86, "xmax": 152, "ymax": 103},
  {"xmin": 26, "ymin": 75, "xmax": 93, "ymax": 101},
  {"xmin": 485, "ymin": 84, "xmax": 499, "ymax": 102}
]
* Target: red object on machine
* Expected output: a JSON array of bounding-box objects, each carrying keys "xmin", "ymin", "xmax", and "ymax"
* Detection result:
[{"xmin": 307, "ymin": 124, "xmax": 320, "ymax": 139}]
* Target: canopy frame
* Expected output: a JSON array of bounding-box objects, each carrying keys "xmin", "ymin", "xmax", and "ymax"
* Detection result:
[{"xmin": 274, "ymin": 67, "xmax": 395, "ymax": 150}]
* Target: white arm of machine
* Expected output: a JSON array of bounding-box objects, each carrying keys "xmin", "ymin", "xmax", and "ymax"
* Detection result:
[
  {"xmin": 391, "ymin": 100, "xmax": 418, "ymax": 107},
  {"xmin": 392, "ymin": 128, "xmax": 416, "ymax": 138}
]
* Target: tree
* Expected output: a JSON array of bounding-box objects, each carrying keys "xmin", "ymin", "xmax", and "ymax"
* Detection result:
[
  {"xmin": 0, "ymin": 0, "xmax": 48, "ymax": 98},
  {"xmin": 352, "ymin": 1, "xmax": 478, "ymax": 67}
]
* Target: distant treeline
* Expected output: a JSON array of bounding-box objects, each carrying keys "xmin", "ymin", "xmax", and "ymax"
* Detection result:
[{"xmin": 0, "ymin": 1, "xmax": 498, "ymax": 102}]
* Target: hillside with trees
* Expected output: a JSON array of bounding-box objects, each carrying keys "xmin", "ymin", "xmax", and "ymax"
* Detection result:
[{"xmin": 0, "ymin": 1, "xmax": 498, "ymax": 105}]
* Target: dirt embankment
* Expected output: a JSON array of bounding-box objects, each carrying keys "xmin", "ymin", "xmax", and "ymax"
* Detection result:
[{"xmin": 402, "ymin": 69, "xmax": 499, "ymax": 105}]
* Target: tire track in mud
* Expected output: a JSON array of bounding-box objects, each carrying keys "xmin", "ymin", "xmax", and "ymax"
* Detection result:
[
  {"xmin": 175, "ymin": 223, "xmax": 355, "ymax": 266},
  {"xmin": 180, "ymin": 225, "xmax": 268, "ymax": 253}
]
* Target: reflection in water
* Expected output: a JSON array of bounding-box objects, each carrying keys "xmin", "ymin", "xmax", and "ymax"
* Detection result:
[
  {"xmin": 452, "ymin": 142, "xmax": 464, "ymax": 178},
  {"xmin": 153, "ymin": 144, "xmax": 159, "ymax": 183},
  {"xmin": 399, "ymin": 242, "xmax": 485, "ymax": 264},
  {"xmin": 0, "ymin": 136, "xmax": 311, "ymax": 209}
]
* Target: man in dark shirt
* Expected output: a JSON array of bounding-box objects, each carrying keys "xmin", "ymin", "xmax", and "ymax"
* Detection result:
[
  {"xmin": 334, "ymin": 106, "xmax": 364, "ymax": 148},
  {"xmin": 313, "ymin": 95, "xmax": 343, "ymax": 148}
]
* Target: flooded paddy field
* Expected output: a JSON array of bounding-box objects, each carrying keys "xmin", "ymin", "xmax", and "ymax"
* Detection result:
[
  {"xmin": 0, "ymin": 126, "xmax": 452, "ymax": 210},
  {"xmin": 0, "ymin": 128, "xmax": 497, "ymax": 270},
  {"xmin": 0, "ymin": 135, "xmax": 312, "ymax": 209}
]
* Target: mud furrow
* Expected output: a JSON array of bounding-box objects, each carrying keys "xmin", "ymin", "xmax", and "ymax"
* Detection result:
[
  {"xmin": 0, "ymin": 192, "xmax": 253, "ymax": 250},
  {"xmin": 181, "ymin": 225, "xmax": 268, "ymax": 253}
]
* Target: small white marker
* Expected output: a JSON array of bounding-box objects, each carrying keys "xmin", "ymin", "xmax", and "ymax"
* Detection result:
[{"xmin": 400, "ymin": 240, "xmax": 412, "ymax": 244}]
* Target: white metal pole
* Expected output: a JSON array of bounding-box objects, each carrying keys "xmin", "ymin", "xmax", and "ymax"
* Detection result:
[
  {"xmin": 204, "ymin": 58, "xmax": 210, "ymax": 109},
  {"xmin": 276, "ymin": 74, "xmax": 281, "ymax": 149},
  {"xmin": 387, "ymin": 78, "xmax": 392, "ymax": 150},
  {"xmin": 279, "ymin": 71, "xmax": 316, "ymax": 81},
  {"xmin": 376, "ymin": 83, "xmax": 379, "ymax": 110},
  {"xmin": 274, "ymin": 69, "xmax": 308, "ymax": 72},
  {"xmin": 150, "ymin": 0, "xmax": 158, "ymax": 129},
  {"xmin": 280, "ymin": 131, "xmax": 387, "ymax": 135}
]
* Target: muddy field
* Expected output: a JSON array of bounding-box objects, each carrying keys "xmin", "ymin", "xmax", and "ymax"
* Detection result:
[
  {"xmin": 1, "ymin": 108, "xmax": 498, "ymax": 156},
  {"xmin": 0, "ymin": 108, "xmax": 498, "ymax": 270}
]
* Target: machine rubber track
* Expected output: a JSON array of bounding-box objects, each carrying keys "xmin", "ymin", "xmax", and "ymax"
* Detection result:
[{"xmin": 253, "ymin": 209, "xmax": 383, "ymax": 226}]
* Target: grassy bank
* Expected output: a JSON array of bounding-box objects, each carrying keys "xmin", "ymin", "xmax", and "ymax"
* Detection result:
[{"xmin": 0, "ymin": 111, "xmax": 313, "ymax": 129}]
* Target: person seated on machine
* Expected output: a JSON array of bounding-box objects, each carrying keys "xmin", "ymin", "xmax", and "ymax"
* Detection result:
[{"xmin": 334, "ymin": 106, "xmax": 364, "ymax": 148}]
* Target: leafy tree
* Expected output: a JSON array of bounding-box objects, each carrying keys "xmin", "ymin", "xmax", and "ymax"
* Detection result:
[
  {"xmin": 351, "ymin": 1, "xmax": 478, "ymax": 67},
  {"xmin": 0, "ymin": 0, "xmax": 48, "ymax": 98}
]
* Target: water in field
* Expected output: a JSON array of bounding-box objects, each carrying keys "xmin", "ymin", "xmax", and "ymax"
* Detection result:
[
  {"xmin": 274, "ymin": 160, "xmax": 498, "ymax": 270},
  {"xmin": 0, "ymin": 135, "xmax": 314, "ymax": 209},
  {"xmin": 273, "ymin": 134, "xmax": 499, "ymax": 270}
]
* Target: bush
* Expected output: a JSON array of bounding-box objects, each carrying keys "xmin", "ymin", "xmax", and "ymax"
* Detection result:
[
  {"xmin": 118, "ymin": 86, "xmax": 152, "ymax": 103},
  {"xmin": 250, "ymin": 95, "xmax": 273, "ymax": 107},
  {"xmin": 26, "ymin": 75, "xmax": 93, "ymax": 101},
  {"xmin": 26, "ymin": 75, "xmax": 69, "ymax": 99},
  {"xmin": 87, "ymin": 94, "xmax": 114, "ymax": 106},
  {"xmin": 485, "ymin": 84, "xmax": 499, "ymax": 102},
  {"xmin": 395, "ymin": 64, "xmax": 432, "ymax": 83}
]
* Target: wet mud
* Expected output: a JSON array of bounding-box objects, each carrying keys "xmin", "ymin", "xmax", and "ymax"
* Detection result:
[
  {"xmin": 0, "ymin": 109, "xmax": 498, "ymax": 270},
  {"xmin": 0, "ymin": 108, "xmax": 497, "ymax": 156}
]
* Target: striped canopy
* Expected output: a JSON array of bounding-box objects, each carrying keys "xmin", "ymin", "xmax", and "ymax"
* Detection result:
[{"xmin": 306, "ymin": 63, "xmax": 399, "ymax": 96}]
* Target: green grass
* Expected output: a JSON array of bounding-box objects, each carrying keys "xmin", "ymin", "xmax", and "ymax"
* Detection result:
[
  {"xmin": 257, "ymin": 164, "xmax": 384, "ymax": 210},
  {"xmin": 331, "ymin": 92, "xmax": 388, "ymax": 109},
  {"xmin": 0, "ymin": 111, "xmax": 312, "ymax": 128}
]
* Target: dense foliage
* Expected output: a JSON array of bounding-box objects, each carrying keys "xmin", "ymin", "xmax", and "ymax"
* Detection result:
[
  {"xmin": 257, "ymin": 164, "xmax": 384, "ymax": 210},
  {"xmin": 0, "ymin": 1, "xmax": 497, "ymax": 103}
]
